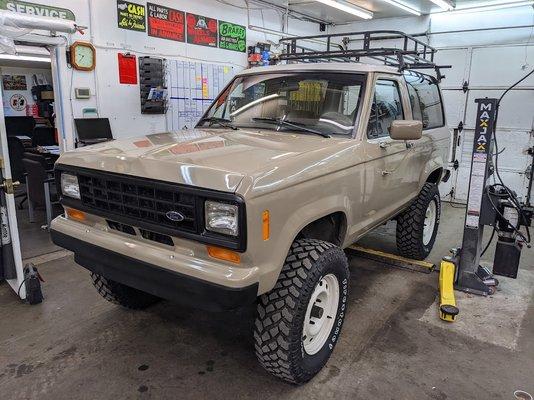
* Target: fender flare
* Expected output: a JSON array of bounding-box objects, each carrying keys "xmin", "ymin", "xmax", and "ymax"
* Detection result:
[{"xmin": 419, "ymin": 155, "xmax": 444, "ymax": 187}]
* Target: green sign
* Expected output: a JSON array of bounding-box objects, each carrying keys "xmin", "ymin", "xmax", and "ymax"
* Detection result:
[
  {"xmin": 117, "ymin": 0, "xmax": 146, "ymax": 32},
  {"xmin": 218, "ymin": 21, "xmax": 246, "ymax": 53},
  {"xmin": 0, "ymin": 0, "xmax": 75, "ymax": 20}
]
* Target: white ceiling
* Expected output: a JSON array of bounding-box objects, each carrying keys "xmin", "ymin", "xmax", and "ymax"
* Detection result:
[{"xmin": 266, "ymin": 0, "xmax": 479, "ymax": 24}]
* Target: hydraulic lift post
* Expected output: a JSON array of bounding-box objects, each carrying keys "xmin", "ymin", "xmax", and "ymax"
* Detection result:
[{"xmin": 455, "ymin": 98, "xmax": 498, "ymax": 295}]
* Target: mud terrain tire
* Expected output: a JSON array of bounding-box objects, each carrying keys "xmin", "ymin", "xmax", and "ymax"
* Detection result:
[
  {"xmin": 396, "ymin": 182, "xmax": 441, "ymax": 260},
  {"xmin": 254, "ymin": 239, "xmax": 349, "ymax": 384},
  {"xmin": 91, "ymin": 273, "xmax": 160, "ymax": 309}
]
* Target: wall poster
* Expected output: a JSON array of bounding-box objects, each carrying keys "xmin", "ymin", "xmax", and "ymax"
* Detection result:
[
  {"xmin": 218, "ymin": 21, "xmax": 246, "ymax": 52},
  {"xmin": 186, "ymin": 13, "xmax": 217, "ymax": 47},
  {"xmin": 2, "ymin": 75, "xmax": 27, "ymax": 90},
  {"xmin": 9, "ymin": 94, "xmax": 27, "ymax": 111},
  {"xmin": 117, "ymin": 0, "xmax": 146, "ymax": 32},
  {"xmin": 147, "ymin": 3, "xmax": 185, "ymax": 42}
]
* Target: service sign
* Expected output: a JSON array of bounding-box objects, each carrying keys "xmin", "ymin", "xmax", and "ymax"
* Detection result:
[
  {"xmin": 218, "ymin": 21, "xmax": 246, "ymax": 52},
  {"xmin": 147, "ymin": 3, "xmax": 185, "ymax": 42},
  {"xmin": 0, "ymin": 0, "xmax": 75, "ymax": 20},
  {"xmin": 186, "ymin": 13, "xmax": 217, "ymax": 47},
  {"xmin": 117, "ymin": 0, "xmax": 146, "ymax": 32}
]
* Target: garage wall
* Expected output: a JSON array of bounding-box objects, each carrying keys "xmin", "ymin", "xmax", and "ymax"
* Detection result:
[
  {"xmin": 8, "ymin": 0, "xmax": 320, "ymax": 148},
  {"xmin": 0, "ymin": 66, "xmax": 52, "ymax": 116},
  {"xmin": 86, "ymin": 0, "xmax": 319, "ymax": 142},
  {"xmin": 330, "ymin": 7, "xmax": 534, "ymax": 203}
]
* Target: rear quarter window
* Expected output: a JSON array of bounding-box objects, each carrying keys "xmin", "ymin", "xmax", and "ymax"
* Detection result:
[{"xmin": 404, "ymin": 71, "xmax": 444, "ymax": 130}]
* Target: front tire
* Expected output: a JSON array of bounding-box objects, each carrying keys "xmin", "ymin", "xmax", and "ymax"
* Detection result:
[
  {"xmin": 91, "ymin": 273, "xmax": 160, "ymax": 310},
  {"xmin": 396, "ymin": 182, "xmax": 441, "ymax": 260},
  {"xmin": 254, "ymin": 239, "xmax": 349, "ymax": 384}
]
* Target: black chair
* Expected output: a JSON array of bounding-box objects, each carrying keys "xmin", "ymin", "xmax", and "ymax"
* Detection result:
[
  {"xmin": 23, "ymin": 152, "xmax": 54, "ymax": 172},
  {"xmin": 32, "ymin": 127, "xmax": 56, "ymax": 147},
  {"xmin": 7, "ymin": 136, "xmax": 28, "ymax": 208},
  {"xmin": 21, "ymin": 158, "xmax": 58, "ymax": 229},
  {"xmin": 4, "ymin": 116, "xmax": 35, "ymax": 137}
]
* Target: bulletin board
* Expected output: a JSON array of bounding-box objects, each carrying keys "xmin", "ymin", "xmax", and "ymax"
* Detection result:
[{"xmin": 167, "ymin": 60, "xmax": 236, "ymax": 130}]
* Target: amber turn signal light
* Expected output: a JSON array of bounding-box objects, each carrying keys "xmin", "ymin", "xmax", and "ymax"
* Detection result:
[
  {"xmin": 66, "ymin": 207, "xmax": 86, "ymax": 222},
  {"xmin": 262, "ymin": 210, "xmax": 270, "ymax": 241},
  {"xmin": 207, "ymin": 246, "xmax": 241, "ymax": 264}
]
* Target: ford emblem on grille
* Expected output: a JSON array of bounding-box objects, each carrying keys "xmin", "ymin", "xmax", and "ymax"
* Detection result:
[{"xmin": 165, "ymin": 211, "xmax": 185, "ymax": 222}]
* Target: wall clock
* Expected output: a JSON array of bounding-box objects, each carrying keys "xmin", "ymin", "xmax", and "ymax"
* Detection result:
[{"xmin": 70, "ymin": 41, "xmax": 96, "ymax": 71}]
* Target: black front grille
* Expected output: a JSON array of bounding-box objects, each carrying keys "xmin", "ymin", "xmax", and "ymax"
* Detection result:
[
  {"xmin": 78, "ymin": 174, "xmax": 197, "ymax": 233},
  {"xmin": 56, "ymin": 165, "xmax": 247, "ymax": 252},
  {"xmin": 107, "ymin": 220, "xmax": 136, "ymax": 236}
]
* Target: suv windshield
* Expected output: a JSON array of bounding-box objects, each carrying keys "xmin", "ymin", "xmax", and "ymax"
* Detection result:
[{"xmin": 199, "ymin": 72, "xmax": 365, "ymax": 136}]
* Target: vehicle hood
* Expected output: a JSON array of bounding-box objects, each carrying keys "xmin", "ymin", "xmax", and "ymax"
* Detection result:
[{"xmin": 56, "ymin": 128, "xmax": 347, "ymax": 194}]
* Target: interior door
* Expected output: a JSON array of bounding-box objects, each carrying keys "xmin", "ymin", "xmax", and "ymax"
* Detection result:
[
  {"xmin": 0, "ymin": 84, "xmax": 25, "ymax": 299},
  {"xmin": 359, "ymin": 75, "xmax": 420, "ymax": 230}
]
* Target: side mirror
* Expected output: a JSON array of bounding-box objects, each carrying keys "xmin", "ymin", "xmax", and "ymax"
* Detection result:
[{"xmin": 389, "ymin": 120, "xmax": 423, "ymax": 141}]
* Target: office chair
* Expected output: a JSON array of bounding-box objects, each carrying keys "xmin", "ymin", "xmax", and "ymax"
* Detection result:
[
  {"xmin": 32, "ymin": 127, "xmax": 56, "ymax": 147},
  {"xmin": 4, "ymin": 116, "xmax": 35, "ymax": 137},
  {"xmin": 21, "ymin": 158, "xmax": 58, "ymax": 229},
  {"xmin": 7, "ymin": 136, "xmax": 28, "ymax": 209}
]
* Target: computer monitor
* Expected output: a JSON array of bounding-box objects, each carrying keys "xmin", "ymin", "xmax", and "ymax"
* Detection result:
[{"xmin": 74, "ymin": 118, "xmax": 113, "ymax": 142}]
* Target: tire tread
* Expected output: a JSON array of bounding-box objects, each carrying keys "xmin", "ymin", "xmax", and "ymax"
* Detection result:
[
  {"xmin": 396, "ymin": 182, "xmax": 440, "ymax": 260},
  {"xmin": 254, "ymin": 239, "xmax": 348, "ymax": 384}
]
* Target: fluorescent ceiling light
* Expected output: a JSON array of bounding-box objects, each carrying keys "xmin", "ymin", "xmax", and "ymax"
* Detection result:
[
  {"xmin": 378, "ymin": 0, "xmax": 422, "ymax": 15},
  {"xmin": 314, "ymin": 0, "xmax": 373, "ymax": 19},
  {"xmin": 0, "ymin": 54, "xmax": 51, "ymax": 63},
  {"xmin": 429, "ymin": 0, "xmax": 454, "ymax": 10},
  {"xmin": 433, "ymin": 0, "xmax": 533, "ymax": 13}
]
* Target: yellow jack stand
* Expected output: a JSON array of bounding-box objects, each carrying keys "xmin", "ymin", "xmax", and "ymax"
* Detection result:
[{"xmin": 439, "ymin": 259, "xmax": 460, "ymax": 322}]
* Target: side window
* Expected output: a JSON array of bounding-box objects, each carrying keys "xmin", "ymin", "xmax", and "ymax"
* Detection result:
[
  {"xmin": 367, "ymin": 80, "xmax": 404, "ymax": 139},
  {"xmin": 404, "ymin": 72, "xmax": 444, "ymax": 129}
]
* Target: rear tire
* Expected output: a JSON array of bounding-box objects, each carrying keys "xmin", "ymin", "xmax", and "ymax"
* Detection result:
[
  {"xmin": 254, "ymin": 239, "xmax": 349, "ymax": 384},
  {"xmin": 91, "ymin": 273, "xmax": 160, "ymax": 310},
  {"xmin": 396, "ymin": 182, "xmax": 441, "ymax": 260}
]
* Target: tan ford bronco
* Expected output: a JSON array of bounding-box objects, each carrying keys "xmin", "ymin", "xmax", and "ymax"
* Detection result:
[{"xmin": 51, "ymin": 60, "xmax": 450, "ymax": 383}]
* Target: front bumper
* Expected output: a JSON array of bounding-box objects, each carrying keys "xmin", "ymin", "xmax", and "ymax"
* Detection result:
[{"xmin": 50, "ymin": 220, "xmax": 258, "ymax": 311}]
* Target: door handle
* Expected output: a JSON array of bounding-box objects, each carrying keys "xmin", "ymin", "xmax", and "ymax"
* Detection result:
[
  {"xmin": 0, "ymin": 179, "xmax": 20, "ymax": 194},
  {"xmin": 406, "ymin": 142, "xmax": 415, "ymax": 149},
  {"xmin": 379, "ymin": 141, "xmax": 390, "ymax": 149},
  {"xmin": 381, "ymin": 170, "xmax": 392, "ymax": 176}
]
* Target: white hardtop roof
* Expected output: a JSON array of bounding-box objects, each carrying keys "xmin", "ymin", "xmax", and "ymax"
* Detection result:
[{"xmin": 238, "ymin": 62, "xmax": 400, "ymax": 76}]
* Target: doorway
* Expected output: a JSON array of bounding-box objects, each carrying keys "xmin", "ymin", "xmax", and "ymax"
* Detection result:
[{"xmin": 0, "ymin": 53, "xmax": 62, "ymax": 260}]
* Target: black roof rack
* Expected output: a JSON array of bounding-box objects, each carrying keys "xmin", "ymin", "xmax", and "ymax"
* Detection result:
[{"xmin": 278, "ymin": 30, "xmax": 451, "ymax": 81}]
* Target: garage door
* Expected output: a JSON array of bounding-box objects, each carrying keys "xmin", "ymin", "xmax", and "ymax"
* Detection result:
[{"xmin": 435, "ymin": 44, "xmax": 534, "ymax": 203}]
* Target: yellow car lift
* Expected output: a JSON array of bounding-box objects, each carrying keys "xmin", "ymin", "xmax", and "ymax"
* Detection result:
[
  {"xmin": 348, "ymin": 245, "xmax": 459, "ymax": 322},
  {"xmin": 347, "ymin": 245, "xmax": 435, "ymax": 274},
  {"xmin": 439, "ymin": 258, "xmax": 460, "ymax": 322}
]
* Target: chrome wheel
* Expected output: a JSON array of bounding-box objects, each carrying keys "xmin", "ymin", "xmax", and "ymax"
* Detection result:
[
  {"xmin": 302, "ymin": 273, "xmax": 340, "ymax": 355},
  {"xmin": 423, "ymin": 199, "xmax": 437, "ymax": 246}
]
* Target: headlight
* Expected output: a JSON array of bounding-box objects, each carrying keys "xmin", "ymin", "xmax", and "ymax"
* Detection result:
[
  {"xmin": 205, "ymin": 201, "xmax": 238, "ymax": 236},
  {"xmin": 61, "ymin": 173, "xmax": 80, "ymax": 199}
]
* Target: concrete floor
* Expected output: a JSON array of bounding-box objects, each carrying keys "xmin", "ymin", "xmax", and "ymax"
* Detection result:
[
  {"xmin": 1, "ymin": 203, "xmax": 533, "ymax": 400},
  {"xmin": 16, "ymin": 207, "xmax": 62, "ymax": 260}
]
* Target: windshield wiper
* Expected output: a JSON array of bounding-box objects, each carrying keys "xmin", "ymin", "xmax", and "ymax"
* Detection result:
[
  {"xmin": 252, "ymin": 117, "xmax": 330, "ymax": 138},
  {"xmin": 198, "ymin": 117, "xmax": 238, "ymax": 130}
]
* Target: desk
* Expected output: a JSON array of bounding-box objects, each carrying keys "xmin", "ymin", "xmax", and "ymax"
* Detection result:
[
  {"xmin": 39, "ymin": 145, "xmax": 60, "ymax": 156},
  {"xmin": 26, "ymin": 146, "xmax": 60, "ymax": 169}
]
